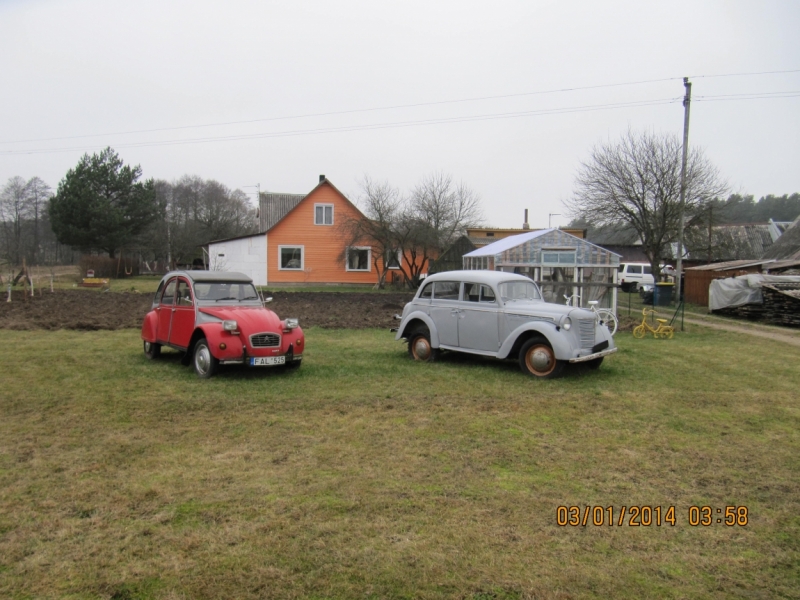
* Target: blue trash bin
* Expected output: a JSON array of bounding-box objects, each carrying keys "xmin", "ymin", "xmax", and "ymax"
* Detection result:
[{"xmin": 654, "ymin": 283, "xmax": 674, "ymax": 306}]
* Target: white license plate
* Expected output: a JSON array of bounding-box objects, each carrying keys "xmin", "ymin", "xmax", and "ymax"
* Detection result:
[{"xmin": 250, "ymin": 356, "xmax": 285, "ymax": 366}]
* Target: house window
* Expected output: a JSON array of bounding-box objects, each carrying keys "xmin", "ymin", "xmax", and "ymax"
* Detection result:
[
  {"xmin": 279, "ymin": 246, "xmax": 304, "ymax": 270},
  {"xmin": 385, "ymin": 249, "xmax": 402, "ymax": 270},
  {"xmin": 346, "ymin": 247, "xmax": 371, "ymax": 271},
  {"xmin": 315, "ymin": 204, "xmax": 334, "ymax": 225}
]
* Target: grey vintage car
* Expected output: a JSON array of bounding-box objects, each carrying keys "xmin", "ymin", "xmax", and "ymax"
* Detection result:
[{"xmin": 394, "ymin": 270, "xmax": 617, "ymax": 378}]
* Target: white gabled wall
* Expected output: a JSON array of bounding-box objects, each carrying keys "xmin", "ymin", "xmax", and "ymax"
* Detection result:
[{"xmin": 208, "ymin": 235, "xmax": 267, "ymax": 286}]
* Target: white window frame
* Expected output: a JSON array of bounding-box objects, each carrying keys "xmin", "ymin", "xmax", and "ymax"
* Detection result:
[
  {"xmin": 386, "ymin": 248, "xmax": 402, "ymax": 270},
  {"xmin": 278, "ymin": 245, "xmax": 304, "ymax": 271},
  {"xmin": 346, "ymin": 246, "xmax": 371, "ymax": 272},
  {"xmin": 314, "ymin": 203, "xmax": 334, "ymax": 226}
]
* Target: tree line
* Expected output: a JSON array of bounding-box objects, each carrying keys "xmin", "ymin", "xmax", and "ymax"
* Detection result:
[{"xmin": 1, "ymin": 148, "xmax": 257, "ymax": 275}]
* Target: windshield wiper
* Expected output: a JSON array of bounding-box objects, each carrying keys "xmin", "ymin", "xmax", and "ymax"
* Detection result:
[{"xmin": 214, "ymin": 296, "xmax": 239, "ymax": 302}]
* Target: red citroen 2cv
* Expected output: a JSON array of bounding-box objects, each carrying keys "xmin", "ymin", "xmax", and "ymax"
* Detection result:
[{"xmin": 141, "ymin": 271, "xmax": 304, "ymax": 378}]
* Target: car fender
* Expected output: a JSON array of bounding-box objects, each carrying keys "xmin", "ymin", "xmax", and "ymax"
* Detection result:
[
  {"xmin": 497, "ymin": 322, "xmax": 573, "ymax": 360},
  {"xmin": 395, "ymin": 311, "xmax": 440, "ymax": 347},
  {"xmin": 195, "ymin": 323, "xmax": 245, "ymax": 360},
  {"xmin": 280, "ymin": 326, "xmax": 305, "ymax": 355},
  {"xmin": 141, "ymin": 310, "xmax": 159, "ymax": 342}
]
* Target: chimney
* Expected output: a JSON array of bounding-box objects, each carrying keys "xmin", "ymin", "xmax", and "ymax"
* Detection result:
[
  {"xmin": 319, "ymin": 174, "xmax": 326, "ymax": 183},
  {"xmin": 522, "ymin": 209, "xmax": 530, "ymax": 230}
]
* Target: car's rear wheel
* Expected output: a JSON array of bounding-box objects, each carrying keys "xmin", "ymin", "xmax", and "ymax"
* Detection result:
[
  {"xmin": 143, "ymin": 340, "xmax": 161, "ymax": 359},
  {"xmin": 519, "ymin": 337, "xmax": 565, "ymax": 378},
  {"xmin": 408, "ymin": 327, "xmax": 437, "ymax": 362},
  {"xmin": 193, "ymin": 338, "xmax": 218, "ymax": 379}
]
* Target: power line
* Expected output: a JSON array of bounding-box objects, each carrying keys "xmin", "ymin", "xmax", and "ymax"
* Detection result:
[
  {"xmin": 0, "ymin": 76, "xmax": 683, "ymax": 145},
  {"xmin": 2, "ymin": 68, "xmax": 797, "ymax": 154},
  {"xmin": 690, "ymin": 68, "xmax": 800, "ymax": 80},
  {"xmin": 0, "ymin": 97, "xmax": 681, "ymax": 156},
  {"xmin": 695, "ymin": 91, "xmax": 800, "ymax": 101},
  {"xmin": 4, "ymin": 68, "xmax": 797, "ymax": 146}
]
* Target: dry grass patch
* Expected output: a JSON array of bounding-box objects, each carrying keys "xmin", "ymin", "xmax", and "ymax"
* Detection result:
[{"xmin": 0, "ymin": 326, "xmax": 798, "ymax": 599}]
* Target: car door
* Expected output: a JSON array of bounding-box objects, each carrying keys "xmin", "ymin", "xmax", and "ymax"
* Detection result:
[
  {"xmin": 155, "ymin": 278, "xmax": 177, "ymax": 344},
  {"xmin": 429, "ymin": 280, "xmax": 460, "ymax": 347},
  {"xmin": 458, "ymin": 282, "xmax": 500, "ymax": 353},
  {"xmin": 168, "ymin": 278, "xmax": 195, "ymax": 349}
]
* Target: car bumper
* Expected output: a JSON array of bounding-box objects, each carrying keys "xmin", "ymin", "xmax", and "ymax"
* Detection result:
[{"xmin": 568, "ymin": 347, "xmax": 618, "ymax": 363}]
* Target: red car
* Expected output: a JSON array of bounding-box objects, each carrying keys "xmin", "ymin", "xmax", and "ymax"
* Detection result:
[{"xmin": 141, "ymin": 271, "xmax": 304, "ymax": 378}]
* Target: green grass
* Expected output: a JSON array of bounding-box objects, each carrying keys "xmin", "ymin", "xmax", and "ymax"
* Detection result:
[{"xmin": 1, "ymin": 326, "xmax": 798, "ymax": 599}]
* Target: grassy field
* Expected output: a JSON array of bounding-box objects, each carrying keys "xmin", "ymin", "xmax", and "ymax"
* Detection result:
[{"xmin": 1, "ymin": 325, "xmax": 798, "ymax": 599}]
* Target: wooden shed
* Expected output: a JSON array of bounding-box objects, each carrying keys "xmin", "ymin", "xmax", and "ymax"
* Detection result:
[
  {"xmin": 684, "ymin": 259, "xmax": 772, "ymax": 306},
  {"xmin": 463, "ymin": 228, "xmax": 621, "ymax": 311}
]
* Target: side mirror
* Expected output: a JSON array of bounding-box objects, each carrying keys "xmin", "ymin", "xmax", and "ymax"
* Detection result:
[{"xmin": 265, "ymin": 297, "xmax": 273, "ymax": 303}]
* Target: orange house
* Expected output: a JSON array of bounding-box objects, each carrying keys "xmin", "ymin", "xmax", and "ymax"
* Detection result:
[{"xmin": 207, "ymin": 176, "xmax": 420, "ymax": 286}]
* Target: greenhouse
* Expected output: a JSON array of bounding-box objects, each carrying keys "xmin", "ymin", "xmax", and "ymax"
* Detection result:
[{"xmin": 462, "ymin": 228, "xmax": 621, "ymax": 310}]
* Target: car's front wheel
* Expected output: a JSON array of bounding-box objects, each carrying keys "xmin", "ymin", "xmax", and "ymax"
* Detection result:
[
  {"xmin": 193, "ymin": 338, "xmax": 218, "ymax": 379},
  {"xmin": 408, "ymin": 327, "xmax": 437, "ymax": 362},
  {"xmin": 519, "ymin": 337, "xmax": 565, "ymax": 378},
  {"xmin": 143, "ymin": 340, "xmax": 161, "ymax": 359}
]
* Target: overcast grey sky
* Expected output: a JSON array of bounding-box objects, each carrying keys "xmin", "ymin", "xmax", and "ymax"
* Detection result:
[{"xmin": 1, "ymin": 0, "xmax": 798, "ymax": 228}]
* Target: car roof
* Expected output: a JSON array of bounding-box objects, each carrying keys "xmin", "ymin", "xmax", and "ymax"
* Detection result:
[
  {"xmin": 162, "ymin": 270, "xmax": 253, "ymax": 284},
  {"xmin": 423, "ymin": 270, "xmax": 532, "ymax": 286}
]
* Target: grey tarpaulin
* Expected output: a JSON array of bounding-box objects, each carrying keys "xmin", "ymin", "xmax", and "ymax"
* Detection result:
[{"xmin": 709, "ymin": 274, "xmax": 800, "ymax": 311}]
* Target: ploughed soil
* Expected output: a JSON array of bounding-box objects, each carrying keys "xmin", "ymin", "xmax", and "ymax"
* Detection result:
[{"xmin": 0, "ymin": 290, "xmax": 415, "ymax": 331}]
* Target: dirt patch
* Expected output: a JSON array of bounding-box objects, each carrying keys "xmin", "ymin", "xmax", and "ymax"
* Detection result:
[{"xmin": 0, "ymin": 289, "xmax": 415, "ymax": 331}]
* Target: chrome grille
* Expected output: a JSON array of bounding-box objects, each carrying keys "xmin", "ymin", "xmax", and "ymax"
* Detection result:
[
  {"xmin": 250, "ymin": 332, "xmax": 281, "ymax": 348},
  {"xmin": 578, "ymin": 319, "xmax": 595, "ymax": 349}
]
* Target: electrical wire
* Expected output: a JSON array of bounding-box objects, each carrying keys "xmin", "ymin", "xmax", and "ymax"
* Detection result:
[
  {"xmin": 1, "ymin": 68, "xmax": 797, "ymax": 154},
  {"xmin": 0, "ymin": 76, "xmax": 683, "ymax": 145},
  {"xmin": 0, "ymin": 97, "xmax": 681, "ymax": 156}
]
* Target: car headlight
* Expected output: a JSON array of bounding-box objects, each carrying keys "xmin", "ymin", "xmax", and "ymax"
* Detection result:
[
  {"xmin": 284, "ymin": 318, "xmax": 299, "ymax": 329},
  {"xmin": 223, "ymin": 320, "xmax": 239, "ymax": 332},
  {"xmin": 562, "ymin": 316, "xmax": 572, "ymax": 331}
]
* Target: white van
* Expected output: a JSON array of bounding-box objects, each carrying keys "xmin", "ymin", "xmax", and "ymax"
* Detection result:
[{"xmin": 618, "ymin": 263, "xmax": 654, "ymax": 292}]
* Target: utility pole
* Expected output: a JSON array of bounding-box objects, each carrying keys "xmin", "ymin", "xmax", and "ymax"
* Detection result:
[
  {"xmin": 675, "ymin": 77, "xmax": 692, "ymax": 310},
  {"xmin": 549, "ymin": 213, "xmax": 561, "ymax": 228}
]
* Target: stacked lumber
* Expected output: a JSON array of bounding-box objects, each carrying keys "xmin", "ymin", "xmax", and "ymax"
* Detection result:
[
  {"xmin": 715, "ymin": 304, "xmax": 766, "ymax": 321},
  {"xmin": 761, "ymin": 284, "xmax": 800, "ymax": 327}
]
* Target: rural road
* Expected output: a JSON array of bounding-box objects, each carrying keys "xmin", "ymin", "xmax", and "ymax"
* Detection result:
[{"xmin": 679, "ymin": 314, "xmax": 800, "ymax": 348}]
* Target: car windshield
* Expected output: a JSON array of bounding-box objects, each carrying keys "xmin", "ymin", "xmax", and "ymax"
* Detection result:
[
  {"xmin": 193, "ymin": 282, "xmax": 260, "ymax": 303},
  {"xmin": 499, "ymin": 280, "xmax": 542, "ymax": 302}
]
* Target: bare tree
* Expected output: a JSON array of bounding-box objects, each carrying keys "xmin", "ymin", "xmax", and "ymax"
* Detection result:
[
  {"xmin": 566, "ymin": 130, "xmax": 727, "ymax": 278},
  {"xmin": 339, "ymin": 176, "xmax": 405, "ymax": 288},
  {"xmin": 25, "ymin": 177, "xmax": 51, "ymax": 263},
  {"xmin": 341, "ymin": 173, "xmax": 483, "ymax": 288},
  {"xmin": 142, "ymin": 176, "xmax": 257, "ymax": 268},
  {"xmin": 0, "ymin": 177, "xmax": 30, "ymax": 266},
  {"xmin": 410, "ymin": 171, "xmax": 483, "ymax": 253}
]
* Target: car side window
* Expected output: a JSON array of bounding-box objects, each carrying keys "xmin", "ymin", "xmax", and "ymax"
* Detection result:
[
  {"xmin": 161, "ymin": 278, "xmax": 177, "ymax": 306},
  {"xmin": 176, "ymin": 280, "xmax": 193, "ymax": 306},
  {"xmin": 480, "ymin": 285, "xmax": 496, "ymax": 303},
  {"xmin": 464, "ymin": 283, "xmax": 480, "ymax": 302},
  {"xmin": 433, "ymin": 281, "xmax": 460, "ymax": 300},
  {"xmin": 419, "ymin": 282, "xmax": 433, "ymax": 299},
  {"xmin": 153, "ymin": 280, "xmax": 165, "ymax": 304}
]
